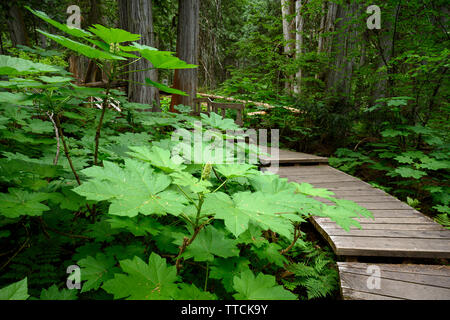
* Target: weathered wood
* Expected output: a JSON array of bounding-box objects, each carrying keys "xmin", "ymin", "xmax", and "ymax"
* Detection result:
[
  {"xmin": 259, "ymin": 148, "xmax": 328, "ymax": 165},
  {"xmin": 317, "ymin": 222, "xmax": 445, "ymax": 231},
  {"xmin": 315, "ymin": 217, "xmax": 431, "ymax": 224},
  {"xmin": 331, "ymin": 236, "xmax": 450, "ymax": 258},
  {"xmin": 322, "ymin": 228, "xmax": 450, "ymax": 240},
  {"xmin": 341, "ymin": 287, "xmax": 402, "ymax": 300},
  {"xmin": 337, "ymin": 262, "xmax": 450, "ymax": 300},
  {"xmin": 209, "ymin": 100, "xmax": 244, "ymax": 126},
  {"xmin": 338, "ymin": 262, "xmax": 450, "ymax": 278}
]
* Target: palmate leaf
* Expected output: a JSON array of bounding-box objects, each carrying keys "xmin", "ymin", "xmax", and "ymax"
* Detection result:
[
  {"xmin": 210, "ymin": 257, "xmax": 251, "ymax": 292},
  {"xmin": 0, "ymin": 188, "xmax": 50, "ymax": 218},
  {"xmin": 73, "ymin": 159, "xmax": 187, "ymax": 217},
  {"xmin": 202, "ymin": 191, "xmax": 296, "ymax": 238},
  {"xmin": 0, "ymin": 92, "xmax": 33, "ymax": 106},
  {"xmin": 127, "ymin": 145, "xmax": 186, "ymax": 173},
  {"xmin": 26, "ymin": 6, "xmax": 92, "ymax": 38},
  {"xmin": 0, "ymin": 278, "xmax": 29, "ymax": 300},
  {"xmin": 128, "ymin": 43, "xmax": 197, "ymax": 69},
  {"xmin": 248, "ymin": 174, "xmax": 295, "ymax": 193},
  {"xmin": 215, "ymin": 164, "xmax": 258, "ymax": 179},
  {"xmin": 295, "ymin": 182, "xmax": 335, "ymax": 199},
  {"xmin": 37, "ymin": 30, "xmax": 125, "ymax": 60},
  {"xmin": 102, "ymin": 253, "xmax": 179, "ymax": 300},
  {"xmin": 40, "ymin": 285, "xmax": 77, "ymax": 300},
  {"xmin": 176, "ymin": 225, "xmax": 239, "ymax": 262},
  {"xmin": 169, "ymin": 171, "xmax": 212, "ymax": 193},
  {"xmin": 252, "ymin": 242, "xmax": 288, "ymax": 267},
  {"xmin": 233, "ymin": 270, "xmax": 296, "ymax": 300},
  {"xmin": 107, "ymin": 216, "xmax": 162, "ymax": 237},
  {"xmin": 392, "ymin": 166, "xmax": 427, "ymax": 179},
  {"xmin": 200, "ymin": 112, "xmax": 240, "ymax": 130},
  {"xmin": 174, "ymin": 283, "xmax": 217, "ymax": 300},
  {"xmin": 0, "ymin": 55, "xmax": 60, "ymax": 75},
  {"xmin": 88, "ymin": 24, "xmax": 140, "ymax": 44},
  {"xmin": 76, "ymin": 253, "xmax": 120, "ymax": 293}
]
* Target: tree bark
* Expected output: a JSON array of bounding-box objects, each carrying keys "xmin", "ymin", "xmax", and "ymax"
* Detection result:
[
  {"xmin": 293, "ymin": 0, "xmax": 304, "ymax": 95},
  {"xmin": 324, "ymin": 1, "xmax": 361, "ymax": 102},
  {"xmin": 6, "ymin": 4, "xmax": 29, "ymax": 47},
  {"xmin": 281, "ymin": 0, "xmax": 295, "ymax": 92},
  {"xmin": 119, "ymin": 0, "xmax": 160, "ymax": 111},
  {"xmin": 170, "ymin": 0, "xmax": 199, "ymax": 111}
]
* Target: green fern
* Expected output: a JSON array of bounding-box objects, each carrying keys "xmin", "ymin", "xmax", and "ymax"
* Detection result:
[{"xmin": 284, "ymin": 242, "xmax": 339, "ymax": 300}]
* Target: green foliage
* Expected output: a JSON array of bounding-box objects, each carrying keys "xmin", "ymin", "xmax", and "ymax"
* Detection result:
[
  {"xmin": 233, "ymin": 270, "xmax": 297, "ymax": 300},
  {"xmin": 0, "ymin": 8, "xmax": 379, "ymax": 301},
  {"xmin": 0, "ymin": 278, "xmax": 29, "ymax": 300}
]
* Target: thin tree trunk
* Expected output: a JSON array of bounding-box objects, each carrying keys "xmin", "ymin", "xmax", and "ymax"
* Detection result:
[
  {"xmin": 293, "ymin": 0, "xmax": 304, "ymax": 95},
  {"xmin": 170, "ymin": 0, "xmax": 200, "ymax": 111},
  {"xmin": 281, "ymin": 0, "xmax": 295, "ymax": 92}
]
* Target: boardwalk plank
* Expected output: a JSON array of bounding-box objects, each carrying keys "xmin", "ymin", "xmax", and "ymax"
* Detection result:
[
  {"xmin": 337, "ymin": 263, "xmax": 450, "ymax": 300},
  {"xmin": 321, "ymin": 228, "xmax": 450, "ymax": 239},
  {"xmin": 331, "ymin": 236, "xmax": 450, "ymax": 258}
]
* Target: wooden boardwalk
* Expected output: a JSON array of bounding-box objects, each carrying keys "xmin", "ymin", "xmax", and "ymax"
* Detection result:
[
  {"xmin": 258, "ymin": 148, "xmax": 450, "ymax": 300},
  {"xmin": 337, "ymin": 262, "xmax": 450, "ymax": 300}
]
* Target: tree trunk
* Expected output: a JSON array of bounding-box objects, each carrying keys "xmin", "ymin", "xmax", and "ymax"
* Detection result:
[
  {"xmin": 324, "ymin": 1, "xmax": 361, "ymax": 102},
  {"xmin": 281, "ymin": 0, "xmax": 295, "ymax": 92},
  {"xmin": 293, "ymin": 0, "xmax": 304, "ymax": 95},
  {"xmin": 170, "ymin": 0, "xmax": 199, "ymax": 111},
  {"xmin": 6, "ymin": 4, "xmax": 29, "ymax": 47},
  {"xmin": 315, "ymin": 1, "xmax": 327, "ymax": 80},
  {"xmin": 119, "ymin": 0, "xmax": 160, "ymax": 111}
]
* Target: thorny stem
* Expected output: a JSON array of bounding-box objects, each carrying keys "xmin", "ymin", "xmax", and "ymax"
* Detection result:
[
  {"xmin": 94, "ymin": 64, "xmax": 115, "ymax": 166},
  {"xmin": 280, "ymin": 224, "xmax": 302, "ymax": 255},
  {"xmin": 54, "ymin": 115, "xmax": 81, "ymax": 185},
  {"xmin": 175, "ymin": 196, "xmax": 210, "ymax": 273},
  {"xmin": 46, "ymin": 111, "xmax": 60, "ymax": 165}
]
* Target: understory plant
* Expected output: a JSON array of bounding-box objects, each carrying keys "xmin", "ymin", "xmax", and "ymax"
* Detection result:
[{"xmin": 0, "ymin": 9, "xmax": 374, "ymax": 300}]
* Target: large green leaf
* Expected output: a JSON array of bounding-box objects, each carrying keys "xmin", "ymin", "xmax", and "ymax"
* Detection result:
[
  {"xmin": 145, "ymin": 78, "xmax": 188, "ymax": 96},
  {"xmin": 169, "ymin": 171, "xmax": 212, "ymax": 193},
  {"xmin": 127, "ymin": 145, "xmax": 186, "ymax": 173},
  {"xmin": 76, "ymin": 253, "xmax": 120, "ymax": 293},
  {"xmin": 215, "ymin": 164, "xmax": 258, "ymax": 179},
  {"xmin": 37, "ymin": 30, "xmax": 125, "ymax": 60},
  {"xmin": 202, "ymin": 191, "xmax": 295, "ymax": 238},
  {"xmin": 174, "ymin": 283, "xmax": 217, "ymax": 300},
  {"xmin": 130, "ymin": 44, "xmax": 197, "ymax": 69},
  {"xmin": 102, "ymin": 253, "xmax": 179, "ymax": 300},
  {"xmin": 0, "ymin": 188, "xmax": 50, "ymax": 218},
  {"xmin": 210, "ymin": 257, "xmax": 251, "ymax": 292},
  {"xmin": 0, "ymin": 55, "xmax": 60, "ymax": 75},
  {"xmin": 0, "ymin": 278, "xmax": 29, "ymax": 300},
  {"xmin": 88, "ymin": 24, "xmax": 140, "ymax": 44},
  {"xmin": 73, "ymin": 159, "xmax": 186, "ymax": 217},
  {"xmin": 26, "ymin": 6, "xmax": 92, "ymax": 38},
  {"xmin": 200, "ymin": 112, "xmax": 240, "ymax": 130},
  {"xmin": 233, "ymin": 270, "xmax": 296, "ymax": 300},
  {"xmin": 176, "ymin": 225, "xmax": 239, "ymax": 262}
]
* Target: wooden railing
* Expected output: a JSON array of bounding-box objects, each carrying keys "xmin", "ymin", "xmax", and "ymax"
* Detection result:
[{"xmin": 193, "ymin": 97, "xmax": 244, "ymax": 126}]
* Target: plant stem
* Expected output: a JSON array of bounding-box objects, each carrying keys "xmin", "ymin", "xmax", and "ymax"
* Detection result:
[
  {"xmin": 94, "ymin": 73, "xmax": 113, "ymax": 166},
  {"xmin": 280, "ymin": 224, "xmax": 302, "ymax": 255},
  {"xmin": 204, "ymin": 262, "xmax": 209, "ymax": 291},
  {"xmin": 55, "ymin": 115, "xmax": 81, "ymax": 185},
  {"xmin": 212, "ymin": 179, "xmax": 228, "ymax": 193},
  {"xmin": 46, "ymin": 111, "xmax": 60, "ymax": 165}
]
